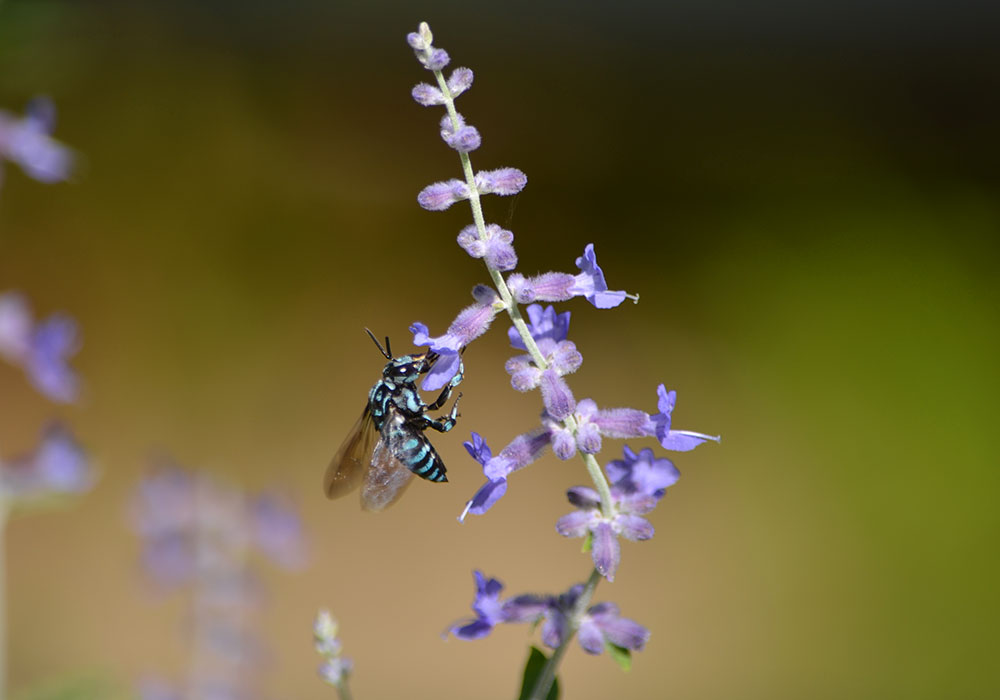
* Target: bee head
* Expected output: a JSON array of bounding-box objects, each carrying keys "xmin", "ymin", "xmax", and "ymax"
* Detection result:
[{"xmin": 383, "ymin": 351, "xmax": 437, "ymax": 384}]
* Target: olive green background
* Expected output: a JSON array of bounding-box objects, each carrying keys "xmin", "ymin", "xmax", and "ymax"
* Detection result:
[{"xmin": 0, "ymin": 1, "xmax": 997, "ymax": 698}]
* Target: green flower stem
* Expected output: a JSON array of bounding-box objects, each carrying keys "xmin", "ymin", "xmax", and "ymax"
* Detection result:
[
  {"xmin": 429, "ymin": 62, "xmax": 616, "ymax": 520},
  {"xmin": 335, "ymin": 677, "xmax": 353, "ymax": 700},
  {"xmin": 527, "ymin": 567, "xmax": 602, "ymax": 700}
]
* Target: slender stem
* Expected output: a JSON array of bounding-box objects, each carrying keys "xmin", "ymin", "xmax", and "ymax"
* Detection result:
[
  {"xmin": 527, "ymin": 568, "xmax": 602, "ymax": 700},
  {"xmin": 429, "ymin": 63, "xmax": 615, "ymax": 517},
  {"xmin": 335, "ymin": 678, "xmax": 353, "ymax": 700}
]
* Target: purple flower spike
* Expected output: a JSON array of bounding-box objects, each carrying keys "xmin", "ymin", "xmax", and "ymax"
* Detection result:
[
  {"xmin": 571, "ymin": 244, "xmax": 636, "ymax": 309},
  {"xmin": 26, "ymin": 313, "xmax": 80, "ymax": 402},
  {"xmin": 449, "ymin": 571, "xmax": 506, "ymax": 640},
  {"xmin": 645, "ymin": 384, "xmax": 720, "ymax": 451},
  {"xmin": 474, "ymin": 168, "xmax": 527, "ymax": 196},
  {"xmin": 447, "ymin": 67, "xmax": 474, "ymax": 97},
  {"xmin": 417, "ymin": 178, "xmax": 470, "ymax": 210},
  {"xmin": 412, "ymin": 83, "xmax": 445, "ymax": 106}
]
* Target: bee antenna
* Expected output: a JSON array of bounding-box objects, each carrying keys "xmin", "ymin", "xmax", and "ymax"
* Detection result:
[
  {"xmin": 385, "ymin": 336, "xmax": 393, "ymax": 357},
  {"xmin": 364, "ymin": 328, "xmax": 391, "ymax": 359}
]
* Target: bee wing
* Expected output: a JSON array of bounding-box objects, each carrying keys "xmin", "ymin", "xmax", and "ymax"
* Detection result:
[
  {"xmin": 324, "ymin": 407, "xmax": 377, "ymax": 499},
  {"xmin": 360, "ymin": 413, "xmax": 415, "ymax": 512}
]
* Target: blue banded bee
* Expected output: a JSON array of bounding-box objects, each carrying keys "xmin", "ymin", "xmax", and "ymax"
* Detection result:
[{"xmin": 324, "ymin": 329, "xmax": 463, "ymax": 511}]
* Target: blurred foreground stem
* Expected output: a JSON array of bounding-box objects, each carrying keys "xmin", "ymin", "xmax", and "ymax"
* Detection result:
[{"xmin": 527, "ymin": 568, "xmax": 602, "ymax": 700}]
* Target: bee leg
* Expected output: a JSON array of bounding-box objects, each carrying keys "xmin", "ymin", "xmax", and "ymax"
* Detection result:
[
  {"xmin": 424, "ymin": 392, "xmax": 462, "ymax": 433},
  {"xmin": 426, "ymin": 360, "xmax": 465, "ymax": 411}
]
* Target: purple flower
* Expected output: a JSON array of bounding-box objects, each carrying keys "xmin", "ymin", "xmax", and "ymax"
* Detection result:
[
  {"xmin": 417, "ymin": 178, "xmax": 470, "ymax": 210},
  {"xmin": 449, "ymin": 571, "xmax": 507, "ymax": 639},
  {"xmin": 411, "ymin": 82, "xmax": 445, "ymax": 106},
  {"xmin": 0, "ymin": 422, "xmax": 93, "ymax": 499},
  {"xmin": 577, "ymin": 602, "xmax": 650, "ymax": 655},
  {"xmin": 544, "ymin": 397, "xmax": 649, "ymax": 461},
  {"xmin": 506, "ymin": 245, "xmax": 635, "ymax": 309},
  {"xmin": 555, "ymin": 445, "xmax": 678, "ymax": 581},
  {"xmin": 440, "ymin": 113, "xmax": 481, "ymax": 153},
  {"xmin": 645, "ymin": 384, "xmax": 720, "ymax": 451},
  {"xmin": 0, "ymin": 97, "xmax": 73, "ymax": 184},
  {"xmin": 0, "ymin": 293, "xmax": 81, "ymax": 403},
  {"xmin": 447, "ymin": 67, "xmax": 474, "ymax": 97},
  {"xmin": 457, "ymin": 223, "xmax": 517, "ymax": 271},
  {"xmin": 26, "ymin": 313, "xmax": 80, "ymax": 402},
  {"xmin": 411, "ymin": 285, "xmax": 498, "ymax": 390},
  {"xmin": 251, "ymin": 493, "xmax": 307, "ymax": 570},
  {"xmin": 460, "ymin": 429, "xmax": 550, "ymax": 519},
  {"xmin": 474, "ymin": 167, "xmax": 527, "ymax": 196},
  {"xmin": 508, "ymin": 304, "xmax": 570, "ymax": 352}
]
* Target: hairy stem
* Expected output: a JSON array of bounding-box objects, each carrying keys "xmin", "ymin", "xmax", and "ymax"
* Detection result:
[{"xmin": 430, "ymin": 64, "xmax": 615, "ymax": 518}]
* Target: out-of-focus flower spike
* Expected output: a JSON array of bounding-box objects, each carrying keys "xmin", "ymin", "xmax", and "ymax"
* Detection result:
[
  {"xmin": 412, "ymin": 82, "xmax": 445, "ymax": 106},
  {"xmin": 474, "ymin": 167, "xmax": 527, "ymax": 196},
  {"xmin": 417, "ymin": 178, "xmax": 470, "ymax": 210}
]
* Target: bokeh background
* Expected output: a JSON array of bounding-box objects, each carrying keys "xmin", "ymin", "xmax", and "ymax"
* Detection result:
[{"xmin": 1, "ymin": 0, "xmax": 998, "ymax": 698}]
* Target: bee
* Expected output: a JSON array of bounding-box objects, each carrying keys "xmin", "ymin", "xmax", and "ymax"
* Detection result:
[{"xmin": 324, "ymin": 329, "xmax": 463, "ymax": 511}]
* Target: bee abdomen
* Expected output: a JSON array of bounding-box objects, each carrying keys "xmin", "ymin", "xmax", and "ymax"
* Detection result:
[{"xmin": 397, "ymin": 433, "xmax": 447, "ymax": 483}]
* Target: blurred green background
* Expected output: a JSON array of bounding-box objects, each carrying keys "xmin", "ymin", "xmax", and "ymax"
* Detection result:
[{"xmin": 1, "ymin": 0, "xmax": 998, "ymax": 698}]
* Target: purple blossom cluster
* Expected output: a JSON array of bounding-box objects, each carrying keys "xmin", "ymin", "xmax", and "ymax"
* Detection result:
[
  {"xmin": 449, "ymin": 571, "xmax": 649, "ymax": 655},
  {"xmin": 0, "ymin": 291, "xmax": 81, "ymax": 403},
  {"xmin": 314, "ymin": 609, "xmax": 353, "ymax": 692},
  {"xmin": 404, "ymin": 21, "xmax": 718, "ymax": 684},
  {"xmin": 0, "ymin": 97, "xmax": 73, "ymax": 188}
]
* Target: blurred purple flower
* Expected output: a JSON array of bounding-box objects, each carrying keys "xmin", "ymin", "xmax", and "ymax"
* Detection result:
[
  {"xmin": 0, "ymin": 97, "xmax": 73, "ymax": 185},
  {"xmin": 0, "ymin": 292, "xmax": 81, "ymax": 403},
  {"xmin": 251, "ymin": 492, "xmax": 307, "ymax": 569},
  {"xmin": 0, "ymin": 422, "xmax": 93, "ymax": 500}
]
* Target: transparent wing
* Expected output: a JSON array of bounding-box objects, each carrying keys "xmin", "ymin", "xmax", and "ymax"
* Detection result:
[
  {"xmin": 360, "ymin": 412, "xmax": 415, "ymax": 511},
  {"xmin": 324, "ymin": 408, "xmax": 377, "ymax": 499}
]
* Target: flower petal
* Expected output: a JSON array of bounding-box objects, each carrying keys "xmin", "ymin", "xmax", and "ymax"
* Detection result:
[{"xmin": 591, "ymin": 521, "xmax": 621, "ymax": 582}]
